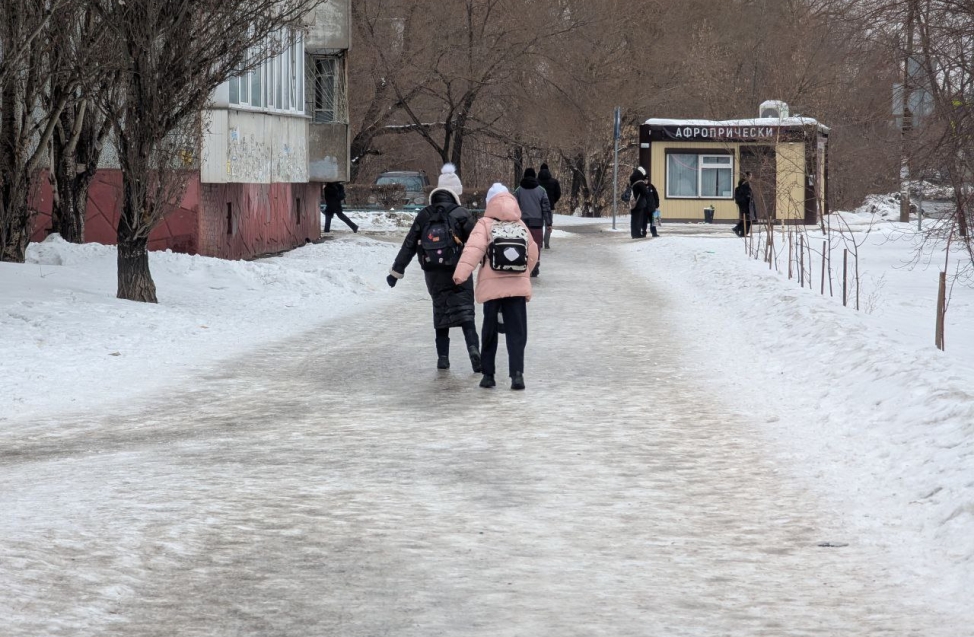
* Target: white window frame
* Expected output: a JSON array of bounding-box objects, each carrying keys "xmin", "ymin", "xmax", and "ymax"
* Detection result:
[
  {"xmin": 225, "ymin": 30, "xmax": 305, "ymax": 116},
  {"xmin": 665, "ymin": 152, "xmax": 735, "ymax": 199}
]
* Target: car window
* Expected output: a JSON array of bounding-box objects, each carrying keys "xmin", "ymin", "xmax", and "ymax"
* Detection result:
[{"xmin": 376, "ymin": 176, "xmax": 424, "ymax": 191}]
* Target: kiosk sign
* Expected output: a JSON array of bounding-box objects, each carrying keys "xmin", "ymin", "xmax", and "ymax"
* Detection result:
[{"xmin": 648, "ymin": 124, "xmax": 807, "ymax": 143}]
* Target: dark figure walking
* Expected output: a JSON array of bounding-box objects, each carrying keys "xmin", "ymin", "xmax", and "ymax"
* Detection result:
[
  {"xmin": 538, "ymin": 163, "xmax": 561, "ymax": 249},
  {"xmin": 732, "ymin": 173, "xmax": 754, "ymax": 237},
  {"xmin": 387, "ymin": 164, "xmax": 481, "ymax": 372},
  {"xmin": 629, "ymin": 167, "xmax": 659, "ymax": 238},
  {"xmin": 514, "ymin": 168, "xmax": 551, "ymax": 276},
  {"xmin": 322, "ymin": 182, "xmax": 359, "ymax": 233}
]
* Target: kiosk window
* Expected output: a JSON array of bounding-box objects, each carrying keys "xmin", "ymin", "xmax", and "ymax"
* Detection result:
[{"xmin": 666, "ymin": 153, "xmax": 734, "ymax": 199}]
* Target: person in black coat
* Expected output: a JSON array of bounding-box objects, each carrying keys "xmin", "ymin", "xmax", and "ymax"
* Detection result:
[
  {"xmin": 732, "ymin": 173, "xmax": 754, "ymax": 237},
  {"xmin": 386, "ymin": 165, "xmax": 481, "ymax": 372},
  {"xmin": 538, "ymin": 163, "xmax": 561, "ymax": 249},
  {"xmin": 322, "ymin": 182, "xmax": 359, "ymax": 233},
  {"xmin": 629, "ymin": 167, "xmax": 659, "ymax": 238}
]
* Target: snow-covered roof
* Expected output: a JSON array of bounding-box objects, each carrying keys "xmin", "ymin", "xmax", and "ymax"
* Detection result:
[{"xmin": 645, "ymin": 117, "xmax": 829, "ymax": 133}]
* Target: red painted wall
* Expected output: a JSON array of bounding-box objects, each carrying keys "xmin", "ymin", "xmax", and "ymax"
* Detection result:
[{"xmin": 31, "ymin": 170, "xmax": 321, "ymax": 260}]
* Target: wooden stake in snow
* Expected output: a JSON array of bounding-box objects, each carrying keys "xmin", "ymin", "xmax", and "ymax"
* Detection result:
[
  {"xmin": 935, "ymin": 271, "xmax": 946, "ymax": 350},
  {"xmin": 842, "ymin": 249, "xmax": 848, "ymax": 307},
  {"xmin": 820, "ymin": 241, "xmax": 827, "ymax": 295},
  {"xmin": 799, "ymin": 236, "xmax": 805, "ymax": 287},
  {"xmin": 788, "ymin": 233, "xmax": 793, "ymax": 280}
]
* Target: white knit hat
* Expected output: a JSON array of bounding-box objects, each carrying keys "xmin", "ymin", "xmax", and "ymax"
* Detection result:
[
  {"xmin": 436, "ymin": 163, "xmax": 463, "ymax": 197},
  {"xmin": 485, "ymin": 182, "xmax": 509, "ymax": 204}
]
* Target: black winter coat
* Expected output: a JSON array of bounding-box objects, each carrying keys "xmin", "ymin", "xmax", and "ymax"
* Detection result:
[
  {"xmin": 629, "ymin": 177, "xmax": 660, "ymax": 214},
  {"xmin": 323, "ymin": 183, "xmax": 345, "ymax": 214},
  {"xmin": 537, "ymin": 168, "xmax": 562, "ymax": 210},
  {"xmin": 392, "ymin": 192, "xmax": 477, "ymax": 329}
]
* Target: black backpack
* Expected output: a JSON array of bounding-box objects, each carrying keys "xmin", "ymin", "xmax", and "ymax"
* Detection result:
[
  {"xmin": 621, "ymin": 184, "xmax": 633, "ymax": 203},
  {"xmin": 419, "ymin": 205, "xmax": 463, "ymax": 271}
]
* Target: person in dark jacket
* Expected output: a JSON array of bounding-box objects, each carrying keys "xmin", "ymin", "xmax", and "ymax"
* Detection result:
[
  {"xmin": 732, "ymin": 173, "xmax": 754, "ymax": 237},
  {"xmin": 513, "ymin": 167, "xmax": 550, "ymax": 276},
  {"xmin": 537, "ymin": 163, "xmax": 561, "ymax": 249},
  {"xmin": 629, "ymin": 167, "xmax": 659, "ymax": 238},
  {"xmin": 386, "ymin": 163, "xmax": 481, "ymax": 372},
  {"xmin": 322, "ymin": 182, "xmax": 359, "ymax": 233}
]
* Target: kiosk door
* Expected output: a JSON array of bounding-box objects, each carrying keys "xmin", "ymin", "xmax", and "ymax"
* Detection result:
[{"xmin": 740, "ymin": 146, "xmax": 777, "ymax": 221}]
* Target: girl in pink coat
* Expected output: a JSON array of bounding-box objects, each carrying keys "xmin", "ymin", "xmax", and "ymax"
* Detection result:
[{"xmin": 453, "ymin": 184, "xmax": 539, "ymax": 390}]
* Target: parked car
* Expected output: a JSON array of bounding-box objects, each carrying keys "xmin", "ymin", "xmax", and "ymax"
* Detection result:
[{"xmin": 372, "ymin": 171, "xmax": 430, "ymax": 207}]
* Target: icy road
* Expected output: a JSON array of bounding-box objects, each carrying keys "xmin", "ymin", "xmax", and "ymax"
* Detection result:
[{"xmin": 0, "ymin": 229, "xmax": 957, "ymax": 636}]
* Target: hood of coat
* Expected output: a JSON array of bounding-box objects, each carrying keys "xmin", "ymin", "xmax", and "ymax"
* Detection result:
[
  {"xmin": 538, "ymin": 166, "xmax": 553, "ymax": 181},
  {"xmin": 484, "ymin": 191, "xmax": 522, "ymax": 222},
  {"xmin": 629, "ymin": 167, "xmax": 647, "ymax": 186},
  {"xmin": 428, "ymin": 187, "xmax": 460, "ymax": 205}
]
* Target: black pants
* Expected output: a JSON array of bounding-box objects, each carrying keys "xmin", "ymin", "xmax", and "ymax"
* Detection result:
[
  {"xmin": 732, "ymin": 205, "xmax": 751, "ymax": 236},
  {"xmin": 481, "ymin": 297, "xmax": 528, "ymax": 378},
  {"xmin": 435, "ymin": 321, "xmax": 479, "ymax": 357},
  {"xmin": 324, "ymin": 211, "xmax": 358, "ymax": 233},
  {"xmin": 630, "ymin": 209, "xmax": 646, "ymax": 238}
]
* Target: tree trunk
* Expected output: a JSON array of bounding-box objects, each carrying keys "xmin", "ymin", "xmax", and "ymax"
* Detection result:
[
  {"xmin": 116, "ymin": 232, "xmax": 157, "ymax": 303},
  {"xmin": 52, "ymin": 152, "xmax": 89, "ymax": 243},
  {"xmin": 116, "ymin": 165, "xmax": 158, "ymax": 302},
  {"xmin": 0, "ymin": 178, "xmax": 32, "ymax": 263}
]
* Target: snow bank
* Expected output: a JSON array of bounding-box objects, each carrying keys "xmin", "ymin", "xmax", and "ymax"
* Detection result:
[
  {"xmin": 625, "ymin": 225, "xmax": 974, "ymax": 615},
  {"xmin": 1, "ymin": 234, "xmax": 399, "ymax": 421}
]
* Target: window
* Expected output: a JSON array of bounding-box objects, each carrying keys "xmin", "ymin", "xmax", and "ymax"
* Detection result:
[
  {"xmin": 312, "ymin": 56, "xmax": 338, "ymax": 123},
  {"xmin": 666, "ymin": 153, "xmax": 734, "ymax": 199},
  {"xmin": 224, "ymin": 32, "xmax": 305, "ymax": 114}
]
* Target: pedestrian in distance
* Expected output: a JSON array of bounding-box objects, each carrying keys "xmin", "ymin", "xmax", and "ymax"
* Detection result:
[
  {"xmin": 453, "ymin": 183, "xmax": 539, "ymax": 390},
  {"xmin": 537, "ymin": 163, "xmax": 561, "ymax": 249},
  {"xmin": 732, "ymin": 172, "xmax": 755, "ymax": 237},
  {"xmin": 513, "ymin": 167, "xmax": 550, "ymax": 276},
  {"xmin": 322, "ymin": 182, "xmax": 359, "ymax": 233},
  {"xmin": 629, "ymin": 167, "xmax": 659, "ymax": 238},
  {"xmin": 387, "ymin": 163, "xmax": 482, "ymax": 373}
]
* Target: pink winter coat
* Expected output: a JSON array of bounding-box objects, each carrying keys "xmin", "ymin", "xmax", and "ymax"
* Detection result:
[{"xmin": 453, "ymin": 191, "xmax": 539, "ymax": 303}]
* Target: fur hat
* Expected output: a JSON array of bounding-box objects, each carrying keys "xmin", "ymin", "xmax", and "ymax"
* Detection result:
[
  {"xmin": 637, "ymin": 166, "xmax": 647, "ymax": 177},
  {"xmin": 436, "ymin": 163, "xmax": 463, "ymax": 197},
  {"xmin": 485, "ymin": 182, "xmax": 509, "ymax": 204}
]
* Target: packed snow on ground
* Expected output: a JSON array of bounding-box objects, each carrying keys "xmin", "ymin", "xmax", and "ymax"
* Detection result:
[
  {"xmin": 625, "ymin": 210, "xmax": 974, "ymax": 617},
  {"xmin": 1, "ymin": 234, "xmax": 399, "ymax": 422}
]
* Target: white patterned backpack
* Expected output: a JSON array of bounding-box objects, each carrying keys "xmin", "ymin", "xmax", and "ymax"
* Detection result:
[{"xmin": 486, "ymin": 220, "xmax": 529, "ymax": 272}]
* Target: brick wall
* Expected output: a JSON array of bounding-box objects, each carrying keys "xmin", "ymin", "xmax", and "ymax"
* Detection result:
[
  {"xmin": 32, "ymin": 170, "xmax": 321, "ymax": 260},
  {"xmin": 198, "ymin": 182, "xmax": 322, "ymax": 260}
]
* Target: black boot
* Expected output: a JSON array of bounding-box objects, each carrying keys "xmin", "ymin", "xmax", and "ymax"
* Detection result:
[
  {"xmin": 435, "ymin": 334, "xmax": 450, "ymax": 369},
  {"xmin": 468, "ymin": 345, "xmax": 482, "ymax": 373},
  {"xmin": 511, "ymin": 372, "xmax": 525, "ymax": 390},
  {"xmin": 479, "ymin": 374, "xmax": 496, "ymax": 388}
]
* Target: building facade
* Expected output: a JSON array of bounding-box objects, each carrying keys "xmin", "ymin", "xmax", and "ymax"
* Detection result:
[
  {"xmin": 32, "ymin": 2, "xmax": 351, "ymax": 260},
  {"xmin": 638, "ymin": 112, "xmax": 829, "ymax": 225}
]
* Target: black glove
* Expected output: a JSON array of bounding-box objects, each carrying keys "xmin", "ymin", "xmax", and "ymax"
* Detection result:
[{"xmin": 386, "ymin": 274, "xmax": 398, "ymax": 288}]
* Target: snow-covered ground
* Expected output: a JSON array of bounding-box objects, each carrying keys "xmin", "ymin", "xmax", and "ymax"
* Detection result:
[
  {"xmin": 625, "ymin": 204, "xmax": 974, "ymax": 619},
  {"xmin": 1, "ymin": 235, "xmax": 399, "ymax": 422},
  {"xmin": 5, "ymin": 196, "xmax": 973, "ymax": 608}
]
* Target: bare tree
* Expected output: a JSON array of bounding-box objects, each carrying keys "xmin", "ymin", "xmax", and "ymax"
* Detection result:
[
  {"xmin": 0, "ymin": 0, "xmax": 76, "ymax": 262},
  {"xmin": 89, "ymin": 0, "xmax": 318, "ymax": 302},
  {"xmin": 47, "ymin": 3, "xmax": 115, "ymax": 244}
]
